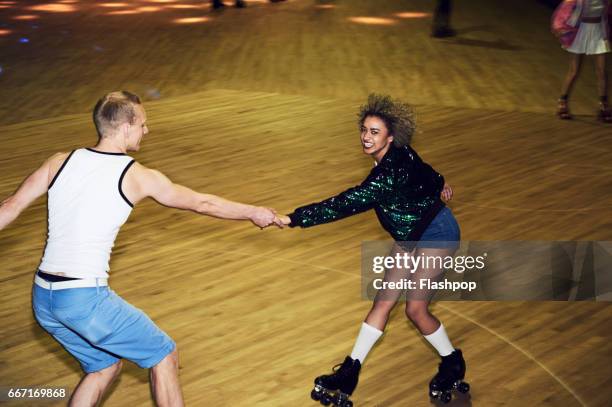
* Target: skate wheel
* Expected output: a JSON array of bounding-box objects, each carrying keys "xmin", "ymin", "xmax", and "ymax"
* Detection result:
[
  {"xmin": 441, "ymin": 392, "xmax": 452, "ymax": 403},
  {"xmin": 311, "ymin": 389, "xmax": 321, "ymax": 401},
  {"xmin": 341, "ymin": 400, "xmax": 353, "ymax": 407},
  {"xmin": 320, "ymin": 393, "xmax": 332, "ymax": 406},
  {"xmin": 429, "ymin": 390, "xmax": 439, "ymax": 399},
  {"xmin": 457, "ymin": 382, "xmax": 470, "ymax": 394}
]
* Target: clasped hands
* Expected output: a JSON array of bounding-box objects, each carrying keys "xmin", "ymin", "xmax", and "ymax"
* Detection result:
[{"xmin": 250, "ymin": 207, "xmax": 291, "ymax": 229}]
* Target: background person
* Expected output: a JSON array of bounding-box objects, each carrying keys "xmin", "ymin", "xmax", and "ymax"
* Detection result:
[{"xmin": 552, "ymin": 0, "xmax": 612, "ymax": 121}]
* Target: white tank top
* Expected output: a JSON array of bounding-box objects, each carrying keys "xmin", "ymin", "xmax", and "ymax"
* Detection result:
[{"xmin": 39, "ymin": 148, "xmax": 136, "ymax": 279}]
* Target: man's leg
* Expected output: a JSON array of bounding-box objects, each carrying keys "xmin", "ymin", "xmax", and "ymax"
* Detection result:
[
  {"xmin": 69, "ymin": 361, "xmax": 123, "ymax": 407},
  {"xmin": 432, "ymin": 0, "xmax": 455, "ymax": 38},
  {"xmin": 51, "ymin": 288, "xmax": 180, "ymax": 406},
  {"xmin": 150, "ymin": 348, "xmax": 184, "ymax": 407},
  {"xmin": 32, "ymin": 286, "xmax": 124, "ymax": 407}
]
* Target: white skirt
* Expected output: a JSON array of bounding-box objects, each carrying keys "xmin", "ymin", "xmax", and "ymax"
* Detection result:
[{"xmin": 566, "ymin": 22, "xmax": 611, "ymax": 55}]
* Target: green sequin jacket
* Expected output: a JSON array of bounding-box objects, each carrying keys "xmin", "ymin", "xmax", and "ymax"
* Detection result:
[{"xmin": 288, "ymin": 144, "xmax": 445, "ymax": 242}]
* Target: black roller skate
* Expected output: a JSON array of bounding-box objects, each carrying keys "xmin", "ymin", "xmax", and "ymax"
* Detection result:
[
  {"xmin": 597, "ymin": 102, "xmax": 612, "ymax": 123},
  {"xmin": 429, "ymin": 349, "xmax": 470, "ymax": 404},
  {"xmin": 311, "ymin": 356, "xmax": 361, "ymax": 407}
]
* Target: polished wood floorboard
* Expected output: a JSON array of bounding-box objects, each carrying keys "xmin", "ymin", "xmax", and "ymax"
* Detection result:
[{"xmin": 1, "ymin": 0, "xmax": 611, "ymax": 406}]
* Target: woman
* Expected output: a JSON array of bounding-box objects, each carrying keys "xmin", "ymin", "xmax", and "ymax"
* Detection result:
[
  {"xmin": 552, "ymin": 0, "xmax": 612, "ymax": 122},
  {"xmin": 280, "ymin": 94, "xmax": 469, "ymax": 406}
]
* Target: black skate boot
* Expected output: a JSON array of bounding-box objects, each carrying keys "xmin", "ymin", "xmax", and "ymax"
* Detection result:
[
  {"xmin": 311, "ymin": 356, "xmax": 361, "ymax": 407},
  {"xmin": 429, "ymin": 349, "xmax": 470, "ymax": 404}
]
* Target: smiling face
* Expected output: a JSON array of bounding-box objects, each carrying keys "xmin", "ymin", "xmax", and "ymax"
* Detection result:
[{"xmin": 360, "ymin": 115, "xmax": 394, "ymax": 162}]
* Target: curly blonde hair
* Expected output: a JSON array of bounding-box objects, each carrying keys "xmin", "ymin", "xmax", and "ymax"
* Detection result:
[{"xmin": 357, "ymin": 94, "xmax": 416, "ymax": 147}]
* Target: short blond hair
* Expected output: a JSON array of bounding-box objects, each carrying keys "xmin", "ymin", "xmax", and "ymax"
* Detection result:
[{"xmin": 93, "ymin": 91, "xmax": 142, "ymax": 138}]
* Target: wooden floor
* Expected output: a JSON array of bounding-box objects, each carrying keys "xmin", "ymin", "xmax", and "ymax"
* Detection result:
[
  {"xmin": 1, "ymin": 1, "xmax": 611, "ymax": 407},
  {"xmin": 0, "ymin": 0, "xmax": 610, "ymax": 123},
  {"xmin": 1, "ymin": 89, "xmax": 611, "ymax": 407}
]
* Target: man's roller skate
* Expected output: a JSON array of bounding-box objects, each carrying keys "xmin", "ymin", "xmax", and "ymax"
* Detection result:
[
  {"xmin": 429, "ymin": 349, "xmax": 470, "ymax": 404},
  {"xmin": 311, "ymin": 356, "xmax": 361, "ymax": 407}
]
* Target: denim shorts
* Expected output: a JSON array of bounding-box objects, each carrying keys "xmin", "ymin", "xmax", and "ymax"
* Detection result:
[
  {"xmin": 32, "ymin": 284, "xmax": 175, "ymax": 373},
  {"xmin": 397, "ymin": 206, "xmax": 461, "ymax": 251}
]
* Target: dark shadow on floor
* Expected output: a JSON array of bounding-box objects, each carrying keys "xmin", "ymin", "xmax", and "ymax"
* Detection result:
[
  {"xmin": 431, "ymin": 390, "xmax": 473, "ymax": 407},
  {"xmin": 445, "ymin": 37, "xmax": 521, "ymax": 51},
  {"xmin": 454, "ymin": 25, "xmax": 495, "ymax": 36}
]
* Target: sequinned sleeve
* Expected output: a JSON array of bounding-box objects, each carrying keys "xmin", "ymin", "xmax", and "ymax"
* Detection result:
[{"xmin": 288, "ymin": 166, "xmax": 394, "ymax": 228}]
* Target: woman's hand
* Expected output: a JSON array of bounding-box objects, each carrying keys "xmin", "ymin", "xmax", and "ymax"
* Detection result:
[
  {"xmin": 278, "ymin": 215, "xmax": 291, "ymax": 226},
  {"xmin": 441, "ymin": 183, "xmax": 453, "ymax": 201}
]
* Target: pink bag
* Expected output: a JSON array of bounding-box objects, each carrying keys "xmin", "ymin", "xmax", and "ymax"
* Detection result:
[{"xmin": 551, "ymin": 0, "xmax": 579, "ymax": 48}]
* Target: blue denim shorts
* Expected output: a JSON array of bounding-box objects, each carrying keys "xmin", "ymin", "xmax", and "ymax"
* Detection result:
[
  {"xmin": 32, "ymin": 284, "xmax": 175, "ymax": 373},
  {"xmin": 418, "ymin": 206, "xmax": 461, "ymax": 249},
  {"xmin": 397, "ymin": 206, "xmax": 461, "ymax": 251}
]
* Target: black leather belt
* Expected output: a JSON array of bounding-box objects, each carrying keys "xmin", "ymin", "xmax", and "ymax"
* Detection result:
[{"xmin": 37, "ymin": 270, "xmax": 81, "ymax": 282}]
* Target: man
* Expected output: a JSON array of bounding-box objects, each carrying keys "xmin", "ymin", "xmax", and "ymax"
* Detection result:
[
  {"xmin": 431, "ymin": 0, "xmax": 456, "ymax": 38},
  {"xmin": 0, "ymin": 91, "xmax": 281, "ymax": 406}
]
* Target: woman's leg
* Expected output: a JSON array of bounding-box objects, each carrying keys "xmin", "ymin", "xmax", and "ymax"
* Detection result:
[
  {"xmin": 595, "ymin": 54, "xmax": 612, "ymax": 122},
  {"xmin": 310, "ymin": 245, "xmax": 414, "ymax": 405},
  {"xmin": 595, "ymin": 53, "xmax": 608, "ymax": 99},
  {"xmin": 364, "ymin": 270, "xmax": 407, "ymax": 331},
  {"xmin": 405, "ymin": 247, "xmax": 468, "ymax": 401},
  {"xmin": 561, "ymin": 53, "xmax": 584, "ymax": 97},
  {"xmin": 405, "ymin": 247, "xmax": 456, "ymax": 352},
  {"xmin": 558, "ymin": 53, "xmax": 583, "ymax": 119},
  {"xmin": 347, "ymin": 244, "xmax": 412, "ymax": 364}
]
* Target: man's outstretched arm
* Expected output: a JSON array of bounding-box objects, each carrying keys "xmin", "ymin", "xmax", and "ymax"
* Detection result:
[
  {"xmin": 0, "ymin": 153, "xmax": 65, "ymax": 231},
  {"xmin": 126, "ymin": 163, "xmax": 281, "ymax": 228}
]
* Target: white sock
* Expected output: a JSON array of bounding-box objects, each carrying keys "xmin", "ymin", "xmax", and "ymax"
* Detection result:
[
  {"xmin": 423, "ymin": 324, "xmax": 455, "ymax": 356},
  {"xmin": 350, "ymin": 322, "xmax": 383, "ymax": 363}
]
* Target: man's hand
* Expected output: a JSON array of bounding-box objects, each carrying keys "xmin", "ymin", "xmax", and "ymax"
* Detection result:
[
  {"xmin": 250, "ymin": 207, "xmax": 283, "ymax": 229},
  {"xmin": 441, "ymin": 183, "xmax": 453, "ymax": 201}
]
